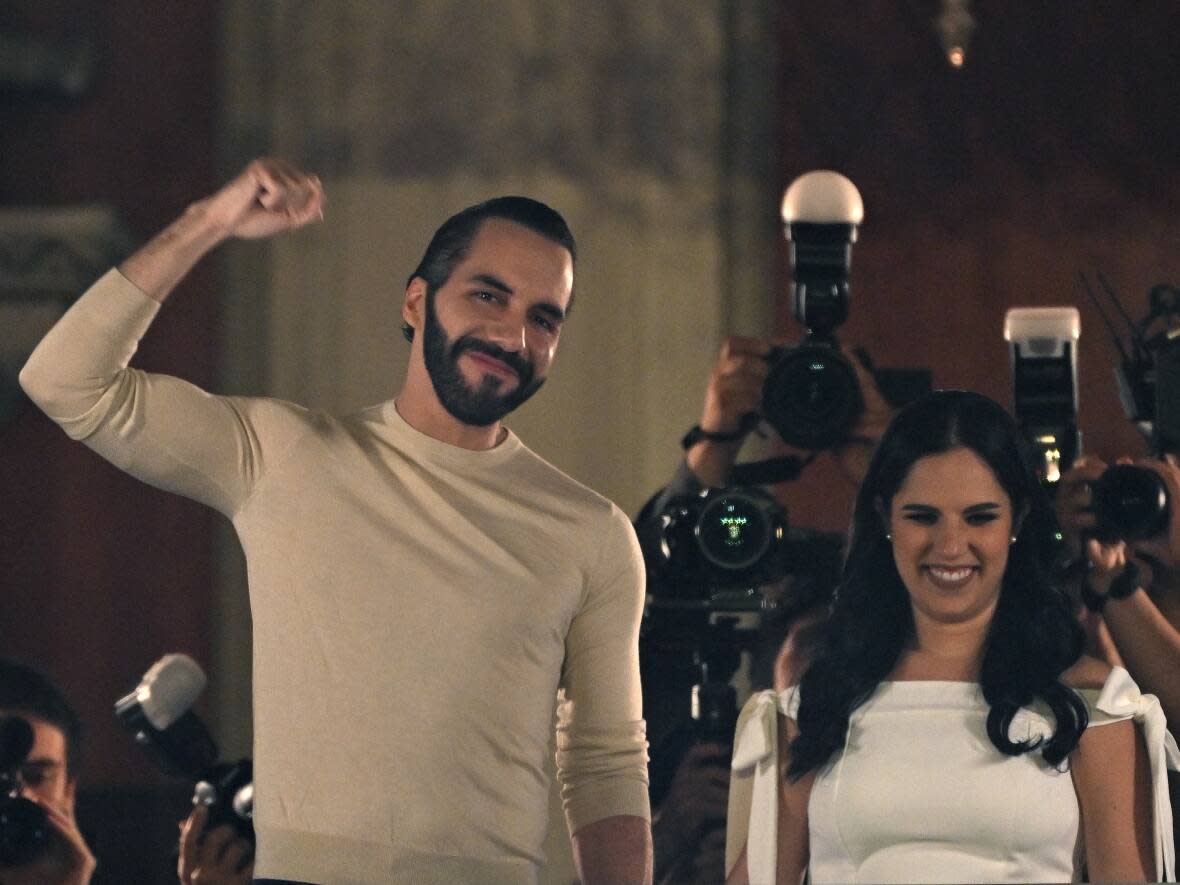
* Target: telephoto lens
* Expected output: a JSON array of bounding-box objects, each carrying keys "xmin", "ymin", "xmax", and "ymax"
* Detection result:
[
  {"xmin": 1091, "ymin": 464, "xmax": 1170, "ymax": 543},
  {"xmin": 762, "ymin": 346, "xmax": 863, "ymax": 451},
  {"xmin": 0, "ymin": 795, "xmax": 50, "ymax": 866},
  {"xmin": 0, "ymin": 716, "xmax": 50, "ymax": 867}
]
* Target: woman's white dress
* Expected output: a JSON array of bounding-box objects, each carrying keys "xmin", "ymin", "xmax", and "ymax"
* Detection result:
[{"xmin": 726, "ymin": 667, "xmax": 1179, "ymax": 883}]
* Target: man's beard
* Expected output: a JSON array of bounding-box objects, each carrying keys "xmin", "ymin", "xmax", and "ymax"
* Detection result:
[{"xmin": 422, "ymin": 290, "xmax": 545, "ymax": 427}]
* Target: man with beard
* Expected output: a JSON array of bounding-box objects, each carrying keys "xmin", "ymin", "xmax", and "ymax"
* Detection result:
[{"xmin": 20, "ymin": 158, "xmax": 651, "ymax": 885}]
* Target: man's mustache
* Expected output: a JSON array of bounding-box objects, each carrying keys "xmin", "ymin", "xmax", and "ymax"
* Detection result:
[{"xmin": 452, "ymin": 337, "xmax": 534, "ymax": 383}]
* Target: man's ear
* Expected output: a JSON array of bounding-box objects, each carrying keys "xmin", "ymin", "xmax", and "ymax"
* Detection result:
[{"xmin": 403, "ymin": 277, "xmax": 427, "ymax": 336}]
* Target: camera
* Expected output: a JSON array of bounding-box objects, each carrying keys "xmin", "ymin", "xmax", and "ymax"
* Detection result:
[
  {"xmin": 1078, "ymin": 277, "xmax": 1180, "ymax": 541},
  {"xmin": 0, "ymin": 716, "xmax": 50, "ymax": 867},
  {"xmin": 1091, "ymin": 464, "xmax": 1169, "ymax": 543},
  {"xmin": 116, "ymin": 654, "xmax": 254, "ymax": 841},
  {"xmin": 637, "ymin": 484, "xmax": 843, "ymax": 765},
  {"xmin": 639, "ymin": 487, "xmax": 789, "ymax": 604},
  {"xmin": 638, "ymin": 486, "xmax": 843, "ymax": 604},
  {"xmin": 1004, "ymin": 307, "xmax": 1081, "ymax": 486},
  {"xmin": 765, "ymin": 171, "xmax": 865, "ymax": 451}
]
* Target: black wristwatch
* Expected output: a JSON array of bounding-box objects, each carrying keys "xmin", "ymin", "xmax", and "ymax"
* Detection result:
[
  {"xmin": 1081, "ymin": 561, "xmax": 1142, "ymax": 614},
  {"xmin": 680, "ymin": 424, "xmax": 747, "ymax": 450}
]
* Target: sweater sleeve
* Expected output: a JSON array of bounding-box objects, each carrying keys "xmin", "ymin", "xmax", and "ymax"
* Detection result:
[
  {"xmin": 555, "ymin": 503, "xmax": 651, "ymax": 833},
  {"xmin": 19, "ymin": 269, "xmax": 307, "ymax": 517}
]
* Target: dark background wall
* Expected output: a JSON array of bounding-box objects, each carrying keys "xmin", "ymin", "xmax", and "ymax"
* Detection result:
[
  {"xmin": 774, "ymin": 0, "xmax": 1180, "ymax": 531},
  {"xmin": 1, "ymin": 1, "xmax": 220, "ymax": 879}
]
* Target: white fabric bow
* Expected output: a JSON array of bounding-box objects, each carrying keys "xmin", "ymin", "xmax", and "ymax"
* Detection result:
[{"xmin": 728, "ymin": 689, "xmax": 785, "ymax": 885}]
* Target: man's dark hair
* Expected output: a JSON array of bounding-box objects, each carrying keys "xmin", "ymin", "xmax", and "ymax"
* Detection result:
[
  {"xmin": 0, "ymin": 658, "xmax": 84, "ymax": 777},
  {"xmin": 402, "ymin": 196, "xmax": 577, "ymax": 342}
]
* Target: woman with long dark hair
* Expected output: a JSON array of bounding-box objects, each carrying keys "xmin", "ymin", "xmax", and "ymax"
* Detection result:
[{"xmin": 725, "ymin": 390, "xmax": 1177, "ymax": 883}]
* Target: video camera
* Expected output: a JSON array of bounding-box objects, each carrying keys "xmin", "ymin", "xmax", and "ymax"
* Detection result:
[
  {"xmin": 115, "ymin": 654, "xmax": 253, "ymax": 842},
  {"xmin": 0, "ymin": 716, "xmax": 50, "ymax": 867},
  {"xmin": 637, "ymin": 486, "xmax": 844, "ymax": 607}
]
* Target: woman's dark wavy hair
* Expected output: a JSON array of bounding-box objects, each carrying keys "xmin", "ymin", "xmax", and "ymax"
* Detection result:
[{"xmin": 787, "ymin": 390, "xmax": 1087, "ymax": 780}]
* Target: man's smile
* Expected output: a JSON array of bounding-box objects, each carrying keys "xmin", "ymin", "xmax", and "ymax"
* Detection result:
[{"xmin": 463, "ymin": 349, "xmax": 520, "ymax": 381}]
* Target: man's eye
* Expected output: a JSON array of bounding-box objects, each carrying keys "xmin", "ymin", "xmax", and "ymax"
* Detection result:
[
  {"xmin": 19, "ymin": 765, "xmax": 47, "ymax": 786},
  {"xmin": 531, "ymin": 315, "xmax": 555, "ymax": 332},
  {"xmin": 474, "ymin": 290, "xmax": 499, "ymax": 303}
]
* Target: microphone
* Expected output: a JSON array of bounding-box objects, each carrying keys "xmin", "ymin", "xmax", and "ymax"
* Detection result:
[
  {"xmin": 115, "ymin": 653, "xmax": 217, "ymax": 778},
  {"xmin": 780, "ymin": 170, "xmax": 864, "ymax": 335}
]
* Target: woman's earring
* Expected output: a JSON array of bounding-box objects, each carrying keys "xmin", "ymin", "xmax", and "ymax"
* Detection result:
[
  {"xmin": 885, "ymin": 532, "xmax": 893, "ymax": 542},
  {"xmin": 1009, "ymin": 535, "xmax": 1017, "ymax": 545}
]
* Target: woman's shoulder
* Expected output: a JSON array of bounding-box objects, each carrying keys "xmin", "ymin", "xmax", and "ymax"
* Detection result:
[{"xmin": 1060, "ymin": 654, "xmax": 1113, "ymax": 691}]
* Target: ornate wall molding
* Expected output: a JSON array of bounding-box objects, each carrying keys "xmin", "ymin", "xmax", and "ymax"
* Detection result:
[{"xmin": 0, "ymin": 206, "xmax": 132, "ymax": 425}]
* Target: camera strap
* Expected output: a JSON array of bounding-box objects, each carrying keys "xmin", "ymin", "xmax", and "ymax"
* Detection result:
[{"xmin": 729, "ymin": 452, "xmax": 818, "ymax": 486}]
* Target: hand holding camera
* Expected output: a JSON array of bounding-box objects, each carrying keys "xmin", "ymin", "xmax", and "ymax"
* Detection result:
[
  {"xmin": 2, "ymin": 797, "xmax": 95, "ymax": 885},
  {"xmin": 1070, "ymin": 455, "xmax": 1180, "ymax": 611},
  {"xmin": 1056, "ymin": 455, "xmax": 1108, "ymax": 560},
  {"xmin": 1110, "ymin": 456, "xmax": 1180, "ymax": 593},
  {"xmin": 178, "ymin": 803, "xmax": 254, "ymax": 885},
  {"xmin": 685, "ymin": 336, "xmax": 773, "ymax": 488}
]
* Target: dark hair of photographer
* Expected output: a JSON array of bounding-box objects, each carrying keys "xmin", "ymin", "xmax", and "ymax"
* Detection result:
[
  {"xmin": 0, "ymin": 659, "xmax": 84, "ymax": 779},
  {"xmin": 787, "ymin": 390, "xmax": 1088, "ymax": 779}
]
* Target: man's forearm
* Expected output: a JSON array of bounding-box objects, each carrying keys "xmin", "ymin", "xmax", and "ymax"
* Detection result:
[
  {"xmin": 119, "ymin": 201, "xmax": 228, "ymax": 304},
  {"xmin": 572, "ymin": 814, "xmax": 653, "ymax": 885},
  {"xmin": 118, "ymin": 157, "xmax": 325, "ymax": 303},
  {"xmin": 1103, "ymin": 590, "xmax": 1180, "ymax": 724}
]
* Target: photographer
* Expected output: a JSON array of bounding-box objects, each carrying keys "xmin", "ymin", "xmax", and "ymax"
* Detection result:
[
  {"xmin": 0, "ymin": 658, "xmax": 95, "ymax": 885},
  {"xmin": 648, "ymin": 337, "xmax": 895, "ymax": 512},
  {"xmin": 639, "ymin": 335, "xmax": 895, "ymax": 885},
  {"xmin": 1058, "ymin": 453, "xmax": 1180, "ymax": 726}
]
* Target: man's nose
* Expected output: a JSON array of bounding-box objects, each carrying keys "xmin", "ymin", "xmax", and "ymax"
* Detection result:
[{"xmin": 483, "ymin": 315, "xmax": 526, "ymax": 353}]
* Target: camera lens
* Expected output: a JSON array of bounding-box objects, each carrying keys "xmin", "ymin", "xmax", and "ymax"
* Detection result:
[
  {"xmin": 1091, "ymin": 464, "xmax": 1170, "ymax": 542},
  {"xmin": 762, "ymin": 345, "xmax": 863, "ymax": 450},
  {"xmin": 695, "ymin": 492, "xmax": 774, "ymax": 570},
  {"xmin": 0, "ymin": 795, "xmax": 50, "ymax": 867}
]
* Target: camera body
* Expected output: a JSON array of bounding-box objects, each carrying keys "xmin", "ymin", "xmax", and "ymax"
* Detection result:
[
  {"xmin": 0, "ymin": 716, "xmax": 50, "ymax": 867},
  {"xmin": 1112, "ymin": 284, "xmax": 1180, "ymax": 452},
  {"xmin": 193, "ymin": 760, "xmax": 254, "ymax": 838}
]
